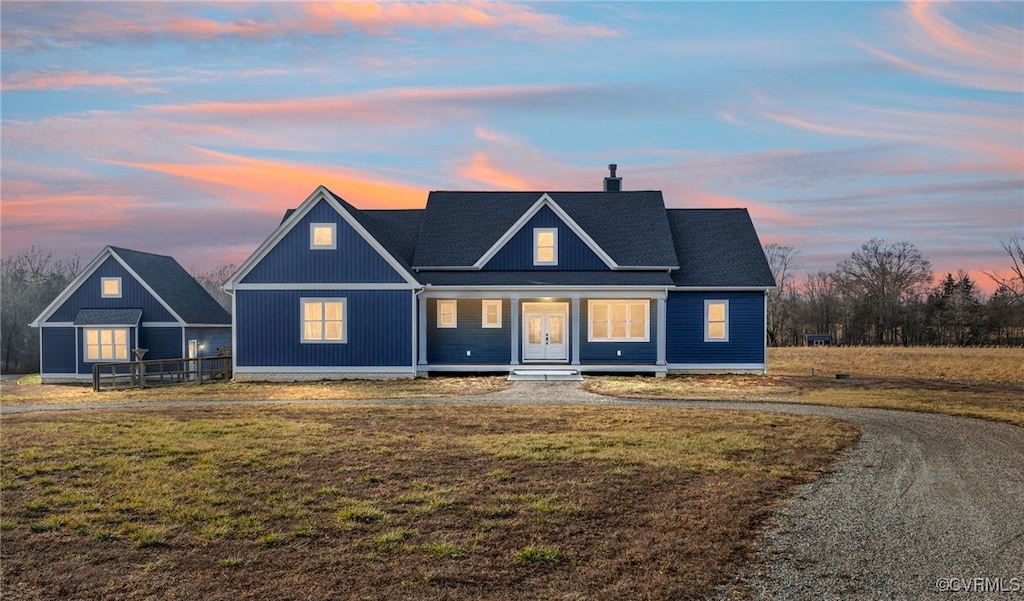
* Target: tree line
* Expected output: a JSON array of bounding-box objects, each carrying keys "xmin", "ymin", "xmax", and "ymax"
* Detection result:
[{"xmin": 765, "ymin": 236, "xmax": 1024, "ymax": 347}]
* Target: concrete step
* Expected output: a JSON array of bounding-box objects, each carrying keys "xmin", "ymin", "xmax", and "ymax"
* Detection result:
[{"xmin": 507, "ymin": 369, "xmax": 583, "ymax": 381}]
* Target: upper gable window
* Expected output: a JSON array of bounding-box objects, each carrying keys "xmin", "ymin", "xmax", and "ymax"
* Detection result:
[
  {"xmin": 101, "ymin": 277, "xmax": 122, "ymax": 298},
  {"xmin": 534, "ymin": 228, "xmax": 558, "ymax": 266},
  {"xmin": 310, "ymin": 223, "xmax": 337, "ymax": 250}
]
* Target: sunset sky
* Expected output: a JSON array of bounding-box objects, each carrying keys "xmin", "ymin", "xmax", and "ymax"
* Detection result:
[{"xmin": 2, "ymin": 1, "xmax": 1021, "ymax": 294}]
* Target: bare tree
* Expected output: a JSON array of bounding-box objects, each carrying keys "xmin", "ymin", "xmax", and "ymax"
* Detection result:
[
  {"xmin": 763, "ymin": 243, "xmax": 799, "ymax": 346},
  {"xmin": 835, "ymin": 239, "xmax": 932, "ymax": 345},
  {"xmin": 800, "ymin": 270, "xmax": 841, "ymax": 341},
  {"xmin": 1, "ymin": 247, "xmax": 80, "ymax": 373},
  {"xmin": 983, "ymin": 235, "xmax": 1024, "ymax": 306},
  {"xmin": 188, "ymin": 263, "xmax": 236, "ymax": 312}
]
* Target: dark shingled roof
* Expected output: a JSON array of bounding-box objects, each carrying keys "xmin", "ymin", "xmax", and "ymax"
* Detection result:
[
  {"xmin": 417, "ymin": 271, "xmax": 675, "ymax": 287},
  {"xmin": 111, "ymin": 247, "xmax": 232, "ymax": 324},
  {"xmin": 412, "ymin": 191, "xmax": 679, "ymax": 269},
  {"xmin": 666, "ymin": 209, "xmax": 775, "ymax": 287},
  {"xmin": 74, "ymin": 308, "xmax": 143, "ymax": 326}
]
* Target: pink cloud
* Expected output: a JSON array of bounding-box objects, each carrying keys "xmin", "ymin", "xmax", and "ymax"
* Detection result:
[{"xmin": 458, "ymin": 153, "xmax": 535, "ymax": 190}]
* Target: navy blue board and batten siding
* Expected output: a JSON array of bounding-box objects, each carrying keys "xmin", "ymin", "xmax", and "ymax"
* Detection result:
[
  {"xmin": 184, "ymin": 328, "xmax": 232, "ymax": 358},
  {"xmin": 666, "ymin": 292, "xmax": 766, "ymax": 366},
  {"xmin": 425, "ymin": 299, "xmax": 511, "ymax": 364},
  {"xmin": 235, "ymin": 290, "xmax": 412, "ymax": 367},
  {"xmin": 48, "ymin": 258, "xmax": 176, "ymax": 323},
  {"xmin": 482, "ymin": 206, "xmax": 609, "ymax": 271},
  {"xmin": 241, "ymin": 199, "xmax": 407, "ymax": 285},
  {"xmin": 40, "ymin": 327, "xmax": 76, "ymax": 374}
]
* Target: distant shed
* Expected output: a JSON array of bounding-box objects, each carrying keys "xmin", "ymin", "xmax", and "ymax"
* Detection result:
[{"xmin": 804, "ymin": 333, "xmax": 832, "ymax": 347}]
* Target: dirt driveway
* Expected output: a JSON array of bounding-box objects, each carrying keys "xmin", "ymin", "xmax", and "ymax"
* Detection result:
[{"xmin": 4, "ymin": 381, "xmax": 1022, "ymax": 599}]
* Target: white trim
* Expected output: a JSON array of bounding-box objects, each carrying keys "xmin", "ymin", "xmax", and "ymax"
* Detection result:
[
  {"xmin": 300, "ymin": 298, "xmax": 348, "ymax": 344},
  {"xmin": 180, "ymin": 324, "xmax": 232, "ymax": 328},
  {"xmin": 667, "ymin": 363, "xmax": 766, "ymax": 374},
  {"xmin": 472, "ymin": 194, "xmax": 618, "ymax": 270},
  {"xmin": 420, "ymin": 288, "xmax": 668, "ymax": 298},
  {"xmin": 673, "ymin": 286, "xmax": 774, "ymax": 291},
  {"xmin": 587, "ymin": 299, "xmax": 651, "ymax": 343},
  {"xmin": 81, "ymin": 326, "xmax": 131, "ymax": 362},
  {"xmin": 38, "ymin": 322, "xmax": 75, "ymax": 327},
  {"xmin": 481, "ymin": 299, "xmax": 502, "ymax": 328},
  {"xmin": 417, "ymin": 293, "xmax": 428, "ymax": 365},
  {"xmin": 436, "ymin": 299, "xmax": 457, "ymax": 328},
  {"xmin": 656, "ymin": 296, "xmax": 667, "ymax": 366},
  {"xmin": 704, "ymin": 299, "xmax": 729, "ymax": 342},
  {"xmin": 763, "ymin": 292, "xmax": 769, "ymax": 369},
  {"xmin": 233, "ymin": 283, "xmax": 416, "ymax": 291},
  {"xmin": 141, "ymin": 322, "xmax": 184, "ymax": 327},
  {"xmin": 422, "ymin": 363, "xmax": 667, "ymax": 374},
  {"xmin": 231, "ymin": 290, "xmax": 238, "ymax": 377},
  {"xmin": 533, "ymin": 227, "xmax": 558, "ymax": 266},
  {"xmin": 309, "ymin": 222, "xmax": 337, "ymax": 250},
  {"xmin": 521, "ymin": 301, "xmax": 569, "ymax": 362},
  {"xmin": 100, "ymin": 277, "xmax": 122, "ymax": 298},
  {"xmin": 223, "ymin": 186, "xmax": 420, "ymax": 290}
]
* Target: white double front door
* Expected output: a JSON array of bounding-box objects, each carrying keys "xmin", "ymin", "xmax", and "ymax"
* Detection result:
[{"xmin": 522, "ymin": 302, "xmax": 568, "ymax": 362}]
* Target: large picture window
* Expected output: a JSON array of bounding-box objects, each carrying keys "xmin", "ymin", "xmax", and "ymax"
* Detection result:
[
  {"xmin": 302, "ymin": 298, "xmax": 346, "ymax": 343},
  {"xmin": 705, "ymin": 300, "xmax": 729, "ymax": 342},
  {"xmin": 588, "ymin": 300, "xmax": 649, "ymax": 342},
  {"xmin": 83, "ymin": 328, "xmax": 129, "ymax": 361}
]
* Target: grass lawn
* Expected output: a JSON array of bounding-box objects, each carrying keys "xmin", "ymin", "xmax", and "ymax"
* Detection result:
[
  {"xmin": 0, "ymin": 404, "xmax": 857, "ymax": 600},
  {"xmin": 585, "ymin": 347, "xmax": 1024, "ymax": 427}
]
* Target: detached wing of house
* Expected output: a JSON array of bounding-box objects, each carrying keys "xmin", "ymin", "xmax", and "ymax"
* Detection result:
[
  {"xmin": 31, "ymin": 246, "xmax": 232, "ymax": 383},
  {"xmin": 224, "ymin": 168, "xmax": 775, "ymax": 380}
]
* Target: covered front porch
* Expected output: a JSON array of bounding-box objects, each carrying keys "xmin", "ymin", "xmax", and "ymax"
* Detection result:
[{"xmin": 416, "ymin": 289, "xmax": 668, "ymax": 375}]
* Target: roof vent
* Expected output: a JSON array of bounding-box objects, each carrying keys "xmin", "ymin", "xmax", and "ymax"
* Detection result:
[{"xmin": 603, "ymin": 164, "xmax": 621, "ymax": 192}]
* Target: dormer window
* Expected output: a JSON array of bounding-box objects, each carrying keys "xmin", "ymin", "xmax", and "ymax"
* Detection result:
[
  {"xmin": 101, "ymin": 277, "xmax": 122, "ymax": 298},
  {"xmin": 310, "ymin": 223, "xmax": 336, "ymax": 250},
  {"xmin": 534, "ymin": 228, "xmax": 557, "ymax": 266}
]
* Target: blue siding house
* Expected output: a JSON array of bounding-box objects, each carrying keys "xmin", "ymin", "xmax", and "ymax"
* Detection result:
[
  {"xmin": 225, "ymin": 166, "xmax": 775, "ymax": 379},
  {"xmin": 31, "ymin": 247, "xmax": 231, "ymax": 383}
]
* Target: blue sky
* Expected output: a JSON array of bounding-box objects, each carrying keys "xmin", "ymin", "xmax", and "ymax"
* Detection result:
[{"xmin": 2, "ymin": 1, "xmax": 1021, "ymax": 292}]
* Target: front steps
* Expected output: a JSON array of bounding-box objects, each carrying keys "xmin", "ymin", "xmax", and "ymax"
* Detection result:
[{"xmin": 507, "ymin": 368, "xmax": 583, "ymax": 382}]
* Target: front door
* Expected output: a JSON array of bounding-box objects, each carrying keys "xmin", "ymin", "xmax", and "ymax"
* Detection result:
[{"xmin": 522, "ymin": 302, "xmax": 568, "ymax": 361}]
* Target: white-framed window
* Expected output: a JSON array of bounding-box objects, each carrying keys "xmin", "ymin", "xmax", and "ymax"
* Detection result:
[
  {"xmin": 83, "ymin": 327, "xmax": 129, "ymax": 361},
  {"xmin": 101, "ymin": 277, "xmax": 122, "ymax": 298},
  {"xmin": 705, "ymin": 299, "xmax": 729, "ymax": 342},
  {"xmin": 588, "ymin": 300, "xmax": 649, "ymax": 342},
  {"xmin": 310, "ymin": 223, "xmax": 337, "ymax": 250},
  {"xmin": 534, "ymin": 228, "xmax": 558, "ymax": 266},
  {"xmin": 437, "ymin": 299, "xmax": 457, "ymax": 328},
  {"xmin": 301, "ymin": 298, "xmax": 346, "ymax": 343},
  {"xmin": 482, "ymin": 299, "xmax": 502, "ymax": 328}
]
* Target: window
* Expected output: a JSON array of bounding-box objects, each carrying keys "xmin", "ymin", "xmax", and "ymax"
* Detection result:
[
  {"xmin": 101, "ymin": 277, "xmax": 122, "ymax": 298},
  {"xmin": 482, "ymin": 300, "xmax": 502, "ymax": 328},
  {"xmin": 302, "ymin": 298, "xmax": 346, "ymax": 343},
  {"xmin": 705, "ymin": 300, "xmax": 729, "ymax": 342},
  {"xmin": 437, "ymin": 300, "xmax": 457, "ymax": 328},
  {"xmin": 588, "ymin": 300, "xmax": 649, "ymax": 342},
  {"xmin": 310, "ymin": 223, "xmax": 337, "ymax": 249},
  {"xmin": 534, "ymin": 228, "xmax": 558, "ymax": 265},
  {"xmin": 83, "ymin": 328, "xmax": 129, "ymax": 361}
]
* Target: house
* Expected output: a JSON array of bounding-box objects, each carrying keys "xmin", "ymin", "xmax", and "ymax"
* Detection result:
[
  {"xmin": 31, "ymin": 246, "xmax": 232, "ymax": 383},
  {"xmin": 224, "ymin": 166, "xmax": 775, "ymax": 380},
  {"xmin": 804, "ymin": 333, "xmax": 832, "ymax": 347}
]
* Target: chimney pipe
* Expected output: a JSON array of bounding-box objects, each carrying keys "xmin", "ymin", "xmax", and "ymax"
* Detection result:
[{"xmin": 604, "ymin": 163, "xmax": 621, "ymax": 192}]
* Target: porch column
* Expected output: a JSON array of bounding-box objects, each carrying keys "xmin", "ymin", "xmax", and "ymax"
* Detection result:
[
  {"xmin": 510, "ymin": 296, "xmax": 520, "ymax": 365},
  {"xmin": 418, "ymin": 294, "xmax": 428, "ymax": 365},
  {"xmin": 656, "ymin": 296, "xmax": 667, "ymax": 365},
  {"xmin": 571, "ymin": 296, "xmax": 581, "ymax": 366}
]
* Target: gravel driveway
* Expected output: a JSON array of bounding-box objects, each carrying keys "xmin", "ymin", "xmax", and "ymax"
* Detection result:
[{"xmin": 4, "ymin": 381, "xmax": 1022, "ymax": 599}]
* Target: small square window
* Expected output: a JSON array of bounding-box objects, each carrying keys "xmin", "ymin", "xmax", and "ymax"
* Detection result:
[
  {"xmin": 482, "ymin": 300, "xmax": 502, "ymax": 328},
  {"xmin": 310, "ymin": 223, "xmax": 337, "ymax": 249},
  {"xmin": 101, "ymin": 277, "xmax": 122, "ymax": 298},
  {"xmin": 437, "ymin": 300, "xmax": 457, "ymax": 328},
  {"xmin": 534, "ymin": 228, "xmax": 558, "ymax": 266}
]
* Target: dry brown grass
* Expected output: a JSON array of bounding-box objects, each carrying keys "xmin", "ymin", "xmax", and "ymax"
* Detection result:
[
  {"xmin": 0, "ymin": 375, "xmax": 509, "ymax": 406},
  {"xmin": 585, "ymin": 347, "xmax": 1024, "ymax": 427},
  {"xmin": 0, "ymin": 404, "xmax": 857, "ymax": 601}
]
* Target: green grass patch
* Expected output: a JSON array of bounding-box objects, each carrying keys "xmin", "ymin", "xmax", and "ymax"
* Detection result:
[{"xmin": 515, "ymin": 545, "xmax": 564, "ymax": 563}]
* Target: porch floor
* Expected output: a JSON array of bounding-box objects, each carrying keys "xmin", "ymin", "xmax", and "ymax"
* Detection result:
[{"xmin": 507, "ymin": 368, "xmax": 583, "ymax": 382}]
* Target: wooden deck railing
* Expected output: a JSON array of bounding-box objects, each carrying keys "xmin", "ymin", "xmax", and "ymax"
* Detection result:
[{"xmin": 92, "ymin": 355, "xmax": 232, "ymax": 391}]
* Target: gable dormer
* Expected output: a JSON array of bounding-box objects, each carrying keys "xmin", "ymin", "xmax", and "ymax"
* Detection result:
[{"xmin": 479, "ymin": 200, "xmax": 611, "ymax": 271}]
